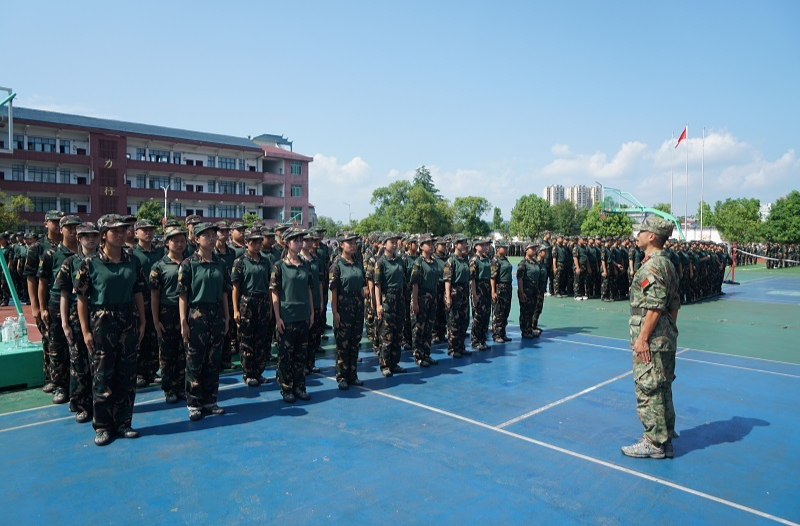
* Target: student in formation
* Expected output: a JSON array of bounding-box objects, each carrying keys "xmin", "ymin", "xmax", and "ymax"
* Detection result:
[
  {"xmin": 231, "ymin": 227, "xmax": 273, "ymax": 387},
  {"xmin": 149, "ymin": 226, "xmax": 188, "ymax": 404},
  {"xmin": 178, "ymin": 222, "xmax": 231, "ymax": 421},
  {"xmin": 469, "ymin": 238, "xmax": 492, "ymax": 351},
  {"xmin": 329, "ymin": 231, "xmax": 366, "ymax": 390},
  {"xmin": 75, "ymin": 214, "xmax": 147, "ymax": 446},
  {"xmin": 443, "ymin": 234, "xmax": 472, "ymax": 358},
  {"xmin": 270, "ymin": 228, "xmax": 314, "ymax": 403},
  {"xmin": 374, "ymin": 232, "xmax": 406, "ymax": 377},
  {"xmin": 517, "ymin": 242, "xmax": 542, "ymax": 339},
  {"xmin": 213, "ymin": 220, "xmax": 238, "ymax": 371},
  {"xmin": 130, "ymin": 219, "xmax": 163, "ymax": 387},
  {"xmin": 58, "ymin": 222, "xmax": 99, "ymax": 423},
  {"xmin": 37, "ymin": 215, "xmax": 82, "ymax": 405},
  {"xmin": 300, "ymin": 231, "xmax": 325, "ymax": 375},
  {"xmin": 410, "ymin": 234, "xmax": 440, "ymax": 367},
  {"xmin": 490, "ymin": 239, "xmax": 514, "ymax": 344},
  {"xmin": 532, "ymin": 246, "xmax": 549, "ymax": 336}
]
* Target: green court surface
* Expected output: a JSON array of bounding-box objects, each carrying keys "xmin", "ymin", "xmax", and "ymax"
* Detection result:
[{"xmin": 1, "ymin": 263, "xmax": 797, "ymax": 415}]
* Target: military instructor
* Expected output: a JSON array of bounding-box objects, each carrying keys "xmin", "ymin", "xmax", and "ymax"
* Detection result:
[{"xmin": 621, "ymin": 216, "xmax": 681, "ymax": 460}]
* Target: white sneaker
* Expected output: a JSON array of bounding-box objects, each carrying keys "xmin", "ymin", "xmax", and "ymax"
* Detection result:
[
  {"xmin": 582, "ymin": 296, "xmax": 589, "ymax": 300},
  {"xmin": 574, "ymin": 297, "xmax": 581, "ymax": 301},
  {"xmin": 544, "ymin": 292, "xmax": 552, "ymax": 297}
]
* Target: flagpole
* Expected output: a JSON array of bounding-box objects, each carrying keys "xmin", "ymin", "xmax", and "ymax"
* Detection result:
[
  {"xmin": 700, "ymin": 127, "xmax": 705, "ymax": 240},
  {"xmin": 684, "ymin": 123, "xmax": 689, "ymax": 234},
  {"xmin": 670, "ymin": 131, "xmax": 674, "ymax": 216}
]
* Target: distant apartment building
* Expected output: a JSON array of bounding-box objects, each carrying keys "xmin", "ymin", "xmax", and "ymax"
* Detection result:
[
  {"xmin": 542, "ymin": 184, "xmax": 565, "ymax": 206},
  {"xmin": 0, "ymin": 107, "xmax": 314, "ymax": 231},
  {"xmin": 759, "ymin": 202, "xmax": 772, "ymax": 222}
]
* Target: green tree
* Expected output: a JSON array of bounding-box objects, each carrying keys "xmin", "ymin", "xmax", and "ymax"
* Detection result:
[
  {"xmin": 361, "ymin": 172, "xmax": 453, "ymax": 235},
  {"xmin": 550, "ymin": 200, "xmax": 586, "ymax": 236},
  {"xmin": 452, "ymin": 196, "xmax": 492, "ymax": 237},
  {"xmin": 492, "ymin": 207, "xmax": 504, "ymax": 231},
  {"xmin": 763, "ymin": 190, "xmax": 800, "ymax": 243},
  {"xmin": 653, "ymin": 202, "xmax": 671, "ymax": 214},
  {"xmin": 696, "ymin": 200, "xmax": 714, "ymax": 228},
  {"xmin": 412, "ymin": 165, "xmax": 441, "ymax": 199},
  {"xmin": 0, "ymin": 192, "xmax": 33, "ymax": 232},
  {"xmin": 136, "ymin": 200, "xmax": 178, "ymax": 233},
  {"xmin": 316, "ymin": 215, "xmax": 344, "ymax": 238},
  {"xmin": 509, "ymin": 194, "xmax": 552, "ymax": 239},
  {"xmin": 713, "ymin": 198, "xmax": 762, "ymax": 243},
  {"xmin": 242, "ymin": 212, "xmax": 260, "ymax": 227},
  {"xmin": 581, "ymin": 203, "xmax": 633, "ymax": 237}
]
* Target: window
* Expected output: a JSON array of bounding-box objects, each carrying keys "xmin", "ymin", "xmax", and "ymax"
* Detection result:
[
  {"xmin": 29, "ymin": 166, "xmax": 58, "ymax": 183},
  {"xmin": 218, "ymin": 157, "xmax": 236, "ymax": 170},
  {"xmin": 60, "ymin": 198, "xmax": 70, "ymax": 212},
  {"xmin": 59, "ymin": 140, "xmax": 71, "ymax": 154},
  {"xmin": 77, "ymin": 176, "xmax": 87, "ymax": 185},
  {"xmin": 248, "ymin": 188, "xmax": 256, "ymax": 196},
  {"xmin": 249, "ymin": 166, "xmax": 256, "ymax": 172},
  {"xmin": 186, "ymin": 209, "xmax": 204, "ymax": 217},
  {"xmin": 28, "ymin": 136, "xmax": 57, "ymax": 153},
  {"xmin": 186, "ymin": 184, "xmax": 194, "ymax": 192},
  {"xmin": 196, "ymin": 185, "xmax": 203, "ymax": 193},
  {"xmin": 207, "ymin": 156, "xmax": 215, "ymax": 168},
  {"xmin": 76, "ymin": 148, "xmax": 86, "ymax": 155},
  {"xmin": 196, "ymin": 160, "xmax": 203, "ymax": 167},
  {"xmin": 171, "ymin": 177, "xmax": 182, "ymax": 191},
  {"xmin": 291, "ymin": 185, "xmax": 302, "ymax": 197},
  {"xmin": 0, "ymin": 171, "xmax": 4, "ymax": 180},
  {"xmin": 290, "ymin": 206, "xmax": 303, "ymax": 223},
  {"xmin": 185, "ymin": 159, "xmax": 194, "ymax": 166},
  {"xmin": 172, "ymin": 152, "xmax": 181, "ymax": 164},
  {"xmin": 170, "ymin": 202, "xmax": 183, "ymax": 216},
  {"xmin": 149, "ymin": 149, "xmax": 170, "ymax": 163},
  {"xmin": 238, "ymin": 182, "xmax": 246, "ymax": 195},
  {"xmin": 136, "ymin": 175, "xmax": 146, "ymax": 188},
  {"xmin": 31, "ymin": 197, "xmax": 58, "ymax": 213},
  {"xmin": 60, "ymin": 168, "xmax": 71, "ymax": 184},
  {"xmin": 77, "ymin": 204, "xmax": 88, "ymax": 214},
  {"xmin": 216, "ymin": 205, "xmax": 238, "ymax": 218},
  {"xmin": 14, "ymin": 135, "xmax": 24, "ymax": 150},
  {"xmin": 208, "ymin": 180, "xmax": 216, "ymax": 193},
  {"xmin": 148, "ymin": 175, "xmax": 170, "ymax": 189},
  {"xmin": 238, "ymin": 159, "xmax": 246, "ymax": 170},
  {"xmin": 12, "ymin": 165, "xmax": 24, "ymax": 181},
  {"xmin": 99, "ymin": 140, "xmax": 117, "ymax": 160},
  {"xmin": 218, "ymin": 181, "xmax": 236, "ymax": 194},
  {"xmin": 136, "ymin": 148, "xmax": 146, "ymax": 161},
  {"xmin": 291, "ymin": 161, "xmax": 302, "ymax": 175}
]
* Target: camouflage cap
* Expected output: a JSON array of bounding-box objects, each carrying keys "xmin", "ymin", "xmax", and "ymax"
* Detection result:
[
  {"xmin": 76, "ymin": 222, "xmax": 99, "ymax": 235},
  {"xmin": 0, "ymin": 232, "xmax": 9, "ymax": 239},
  {"xmin": 417, "ymin": 233, "xmax": 435, "ymax": 245},
  {"xmin": 451, "ymin": 233, "xmax": 468, "ymax": 244},
  {"xmin": 261, "ymin": 226, "xmax": 276, "ymax": 236},
  {"xmin": 59, "ymin": 215, "xmax": 82, "ymax": 228},
  {"xmin": 244, "ymin": 227, "xmax": 264, "ymax": 241},
  {"xmin": 434, "ymin": 237, "xmax": 446, "ymax": 245},
  {"xmin": 185, "ymin": 214, "xmax": 203, "ymax": 226},
  {"xmin": 640, "ymin": 216, "xmax": 674, "ymax": 237},
  {"xmin": 380, "ymin": 232, "xmax": 402, "ymax": 243},
  {"xmin": 26, "ymin": 231, "xmax": 37, "ymax": 239},
  {"xmin": 163, "ymin": 219, "xmax": 182, "ymax": 229},
  {"xmin": 251, "ymin": 220, "xmax": 264, "ymax": 229},
  {"xmin": 274, "ymin": 223, "xmax": 291, "ymax": 232},
  {"xmin": 230, "ymin": 221, "xmax": 246, "ymax": 230},
  {"xmin": 44, "ymin": 210, "xmax": 65, "ymax": 222},
  {"xmin": 283, "ymin": 228, "xmax": 308, "ymax": 242},
  {"xmin": 163, "ymin": 226, "xmax": 187, "ymax": 240},
  {"xmin": 337, "ymin": 231, "xmax": 360, "ymax": 243},
  {"xmin": 524, "ymin": 241, "xmax": 539, "ymax": 252},
  {"xmin": 121, "ymin": 215, "xmax": 137, "ymax": 225},
  {"xmin": 215, "ymin": 220, "xmax": 231, "ymax": 231},
  {"xmin": 15, "ymin": 231, "xmax": 24, "ymax": 237},
  {"xmin": 134, "ymin": 219, "xmax": 155, "ymax": 230},
  {"xmin": 193, "ymin": 222, "xmax": 219, "ymax": 236},
  {"xmin": 495, "ymin": 239, "xmax": 509, "ymax": 248},
  {"xmin": 97, "ymin": 214, "xmax": 127, "ymax": 232}
]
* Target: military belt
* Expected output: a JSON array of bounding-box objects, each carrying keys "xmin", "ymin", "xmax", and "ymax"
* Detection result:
[{"xmin": 630, "ymin": 307, "xmax": 649, "ymax": 316}]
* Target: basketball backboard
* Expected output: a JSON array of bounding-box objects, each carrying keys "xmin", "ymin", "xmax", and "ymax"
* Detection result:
[{"xmin": 0, "ymin": 86, "xmax": 15, "ymax": 154}]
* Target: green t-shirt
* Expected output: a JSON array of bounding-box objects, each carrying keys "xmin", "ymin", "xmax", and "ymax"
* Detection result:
[
  {"xmin": 231, "ymin": 252, "xmax": 272, "ymax": 296},
  {"xmin": 38, "ymin": 243, "xmax": 77, "ymax": 306},
  {"xmin": 434, "ymin": 253, "xmax": 447, "ymax": 283},
  {"xmin": 301, "ymin": 252, "xmax": 322, "ymax": 309},
  {"xmin": 329, "ymin": 256, "xmax": 365, "ymax": 297},
  {"xmin": 149, "ymin": 255, "xmax": 184, "ymax": 306},
  {"xmin": 410, "ymin": 256, "xmax": 438, "ymax": 293},
  {"xmin": 374, "ymin": 255, "xmax": 405, "ymax": 292},
  {"xmin": 132, "ymin": 244, "xmax": 165, "ymax": 292},
  {"xmin": 270, "ymin": 258, "xmax": 312, "ymax": 323},
  {"xmin": 75, "ymin": 250, "xmax": 146, "ymax": 306},
  {"xmin": 443, "ymin": 254, "xmax": 470, "ymax": 285},
  {"xmin": 490, "ymin": 256, "xmax": 513, "ymax": 283},
  {"xmin": 214, "ymin": 245, "xmax": 238, "ymax": 273},
  {"xmin": 470, "ymin": 255, "xmax": 491, "ymax": 281},
  {"xmin": 177, "ymin": 252, "xmax": 231, "ymax": 305},
  {"xmin": 517, "ymin": 258, "xmax": 542, "ymax": 285}
]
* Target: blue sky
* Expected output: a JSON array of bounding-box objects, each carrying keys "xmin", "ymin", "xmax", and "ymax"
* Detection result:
[{"xmin": 5, "ymin": 0, "xmax": 799, "ymax": 223}]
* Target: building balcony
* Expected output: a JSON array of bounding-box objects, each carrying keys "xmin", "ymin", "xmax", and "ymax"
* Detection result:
[
  {"xmin": 0, "ymin": 179, "xmax": 91, "ymax": 194},
  {"xmin": 125, "ymin": 159, "xmax": 263, "ymax": 181},
  {"xmin": 0, "ymin": 149, "xmax": 92, "ymax": 166},
  {"xmin": 127, "ymin": 187, "xmax": 264, "ymax": 204},
  {"xmin": 260, "ymin": 195, "xmax": 286, "ymax": 207}
]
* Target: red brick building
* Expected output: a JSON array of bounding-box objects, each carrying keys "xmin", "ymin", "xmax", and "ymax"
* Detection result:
[{"xmin": 0, "ymin": 107, "xmax": 314, "ymax": 231}]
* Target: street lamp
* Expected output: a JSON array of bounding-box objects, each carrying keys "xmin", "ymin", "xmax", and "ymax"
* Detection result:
[
  {"xmin": 160, "ymin": 186, "xmax": 168, "ymax": 220},
  {"xmin": 343, "ymin": 202, "xmax": 351, "ymax": 224}
]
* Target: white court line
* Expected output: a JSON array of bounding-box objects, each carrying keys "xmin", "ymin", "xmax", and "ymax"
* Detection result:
[
  {"xmin": 495, "ymin": 370, "xmax": 632, "ymax": 429},
  {"xmin": 0, "ymin": 379, "xmax": 246, "ymax": 433},
  {"xmin": 678, "ymin": 358, "xmax": 800, "ymax": 379},
  {"xmin": 322, "ymin": 376, "xmax": 796, "ymax": 526}
]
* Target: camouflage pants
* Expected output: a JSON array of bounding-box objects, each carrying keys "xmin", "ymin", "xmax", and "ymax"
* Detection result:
[
  {"xmin": 546, "ymin": 265, "xmax": 555, "ymax": 295},
  {"xmin": 0, "ymin": 273, "xmax": 10, "ymax": 304},
  {"xmin": 157, "ymin": 304, "xmax": 185, "ymax": 395},
  {"xmin": 533, "ymin": 286, "xmax": 545, "ymax": 329},
  {"xmin": 434, "ymin": 282, "xmax": 447, "ymax": 341},
  {"xmin": 447, "ymin": 283, "xmax": 470, "ymax": 354},
  {"xmin": 378, "ymin": 291, "xmax": 403, "ymax": 370},
  {"xmin": 307, "ymin": 307, "xmax": 323, "ymax": 371},
  {"xmin": 554, "ymin": 263, "xmax": 566, "ymax": 295},
  {"xmin": 46, "ymin": 303, "xmax": 70, "ymax": 391},
  {"xmin": 90, "ymin": 306, "xmax": 139, "ymax": 432},
  {"xmin": 617, "ymin": 270, "xmax": 629, "ymax": 299},
  {"xmin": 335, "ymin": 295, "xmax": 364, "ymax": 382},
  {"xmin": 277, "ymin": 320, "xmax": 308, "ymax": 394},
  {"xmin": 412, "ymin": 291, "xmax": 436, "ymax": 362},
  {"xmin": 365, "ymin": 294, "xmax": 378, "ymax": 351},
  {"xmin": 573, "ymin": 264, "xmax": 587, "ymax": 298},
  {"xmin": 471, "ymin": 281, "xmax": 491, "ymax": 347},
  {"xmin": 186, "ymin": 304, "xmax": 225, "ymax": 409},
  {"xmin": 518, "ymin": 281, "xmax": 539, "ymax": 335},
  {"xmin": 632, "ymin": 350, "xmax": 676, "ymax": 447},
  {"xmin": 492, "ymin": 282, "xmax": 512, "ymax": 341},
  {"xmin": 222, "ymin": 295, "xmax": 238, "ymax": 365},
  {"xmin": 36, "ymin": 314, "xmax": 52, "ymax": 385},
  {"xmin": 402, "ymin": 285, "xmax": 412, "ymax": 346},
  {"xmin": 238, "ymin": 294, "xmax": 271, "ymax": 381},
  {"xmin": 601, "ymin": 270, "xmax": 615, "ymax": 300},
  {"xmin": 67, "ymin": 304, "xmax": 92, "ymax": 414},
  {"xmin": 589, "ymin": 262, "xmax": 601, "ymax": 297},
  {"xmin": 136, "ymin": 298, "xmax": 159, "ymax": 382}
]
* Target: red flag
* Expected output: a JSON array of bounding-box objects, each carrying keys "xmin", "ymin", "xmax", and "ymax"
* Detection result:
[{"xmin": 675, "ymin": 127, "xmax": 687, "ymax": 148}]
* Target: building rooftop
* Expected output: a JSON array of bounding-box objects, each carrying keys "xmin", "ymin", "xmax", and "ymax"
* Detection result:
[
  {"xmin": 3, "ymin": 106, "xmax": 263, "ymax": 152},
  {"xmin": 260, "ymin": 144, "xmax": 313, "ymax": 162},
  {"xmin": 252, "ymin": 133, "xmax": 293, "ymax": 147}
]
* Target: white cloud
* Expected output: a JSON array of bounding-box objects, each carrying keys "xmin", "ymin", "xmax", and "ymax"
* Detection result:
[
  {"xmin": 309, "ymin": 154, "xmax": 377, "ymax": 221},
  {"xmin": 541, "ymin": 141, "xmax": 647, "ymax": 180}
]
